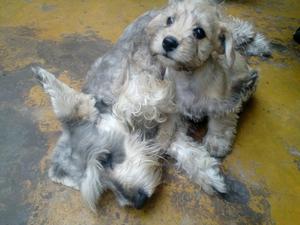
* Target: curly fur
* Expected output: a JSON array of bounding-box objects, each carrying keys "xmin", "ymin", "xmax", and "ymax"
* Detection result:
[
  {"xmin": 33, "ymin": 67, "xmax": 162, "ymax": 210},
  {"xmin": 33, "ymin": 0, "xmax": 269, "ymax": 211},
  {"xmin": 113, "ymin": 64, "xmax": 176, "ymax": 129}
]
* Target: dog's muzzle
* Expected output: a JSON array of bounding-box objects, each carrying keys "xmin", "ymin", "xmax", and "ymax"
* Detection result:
[{"xmin": 132, "ymin": 189, "xmax": 149, "ymax": 209}]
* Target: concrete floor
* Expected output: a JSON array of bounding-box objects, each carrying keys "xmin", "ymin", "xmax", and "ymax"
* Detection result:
[{"xmin": 0, "ymin": 0, "xmax": 300, "ymax": 225}]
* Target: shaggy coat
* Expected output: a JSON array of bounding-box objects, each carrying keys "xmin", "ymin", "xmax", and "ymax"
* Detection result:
[
  {"xmin": 149, "ymin": 0, "xmax": 270, "ymax": 157},
  {"xmin": 33, "ymin": 0, "xmax": 270, "ymax": 210}
]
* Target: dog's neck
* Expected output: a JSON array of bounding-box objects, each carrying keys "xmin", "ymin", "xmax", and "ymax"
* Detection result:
[
  {"xmin": 171, "ymin": 56, "xmax": 216, "ymax": 75},
  {"xmin": 173, "ymin": 64, "xmax": 195, "ymax": 73},
  {"xmin": 169, "ymin": 56, "xmax": 227, "ymax": 100}
]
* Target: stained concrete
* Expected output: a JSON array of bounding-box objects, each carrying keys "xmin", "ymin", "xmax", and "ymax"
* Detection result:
[{"xmin": 0, "ymin": 0, "xmax": 300, "ymax": 225}]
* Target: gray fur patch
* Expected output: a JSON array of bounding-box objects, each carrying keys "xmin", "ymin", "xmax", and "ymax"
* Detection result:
[
  {"xmin": 99, "ymin": 135, "xmax": 126, "ymax": 168},
  {"xmin": 83, "ymin": 10, "xmax": 159, "ymax": 103}
]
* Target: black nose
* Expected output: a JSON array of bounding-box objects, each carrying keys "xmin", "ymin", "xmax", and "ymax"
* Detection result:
[
  {"xmin": 162, "ymin": 36, "xmax": 179, "ymax": 52},
  {"xmin": 133, "ymin": 189, "xmax": 149, "ymax": 209}
]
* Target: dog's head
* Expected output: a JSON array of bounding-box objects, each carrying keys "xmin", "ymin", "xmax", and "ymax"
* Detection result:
[
  {"xmin": 33, "ymin": 67, "xmax": 161, "ymax": 210},
  {"xmin": 148, "ymin": 0, "xmax": 235, "ymax": 70},
  {"xmin": 57, "ymin": 114, "xmax": 161, "ymax": 210}
]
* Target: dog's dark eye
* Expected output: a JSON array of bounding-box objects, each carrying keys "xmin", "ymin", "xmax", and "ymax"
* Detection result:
[
  {"xmin": 99, "ymin": 153, "xmax": 113, "ymax": 168},
  {"xmin": 193, "ymin": 27, "xmax": 206, "ymax": 40},
  {"xmin": 166, "ymin": 16, "xmax": 174, "ymax": 26}
]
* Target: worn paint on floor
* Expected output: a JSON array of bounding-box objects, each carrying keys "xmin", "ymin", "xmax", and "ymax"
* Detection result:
[{"xmin": 0, "ymin": 0, "xmax": 299, "ymax": 225}]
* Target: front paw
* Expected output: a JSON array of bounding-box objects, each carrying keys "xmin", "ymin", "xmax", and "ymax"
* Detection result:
[{"xmin": 204, "ymin": 135, "xmax": 231, "ymax": 158}]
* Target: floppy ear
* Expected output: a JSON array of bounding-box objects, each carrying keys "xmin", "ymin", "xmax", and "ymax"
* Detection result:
[
  {"xmin": 147, "ymin": 13, "xmax": 165, "ymax": 36},
  {"xmin": 216, "ymin": 24, "xmax": 235, "ymax": 68},
  {"xmin": 32, "ymin": 67, "xmax": 97, "ymax": 124}
]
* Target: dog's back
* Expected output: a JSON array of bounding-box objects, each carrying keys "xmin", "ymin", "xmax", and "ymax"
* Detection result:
[{"xmin": 82, "ymin": 10, "xmax": 159, "ymax": 106}]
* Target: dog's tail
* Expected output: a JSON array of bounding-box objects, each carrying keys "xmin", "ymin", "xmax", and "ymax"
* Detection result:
[{"xmin": 226, "ymin": 17, "xmax": 272, "ymax": 58}]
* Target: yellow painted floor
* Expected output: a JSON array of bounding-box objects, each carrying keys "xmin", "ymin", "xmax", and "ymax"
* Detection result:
[{"xmin": 0, "ymin": 0, "xmax": 300, "ymax": 225}]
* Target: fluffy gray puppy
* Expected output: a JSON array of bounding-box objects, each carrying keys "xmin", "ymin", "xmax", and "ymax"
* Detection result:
[{"xmin": 149, "ymin": 0, "xmax": 270, "ymax": 157}]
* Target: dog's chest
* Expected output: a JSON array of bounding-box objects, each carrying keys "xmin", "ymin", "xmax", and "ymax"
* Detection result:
[
  {"xmin": 173, "ymin": 69, "xmax": 226, "ymax": 103},
  {"xmin": 170, "ymin": 67, "xmax": 229, "ymax": 119}
]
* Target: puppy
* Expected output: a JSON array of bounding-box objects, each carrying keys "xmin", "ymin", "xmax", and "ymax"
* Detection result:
[
  {"xmin": 148, "ymin": 0, "xmax": 270, "ymax": 157},
  {"xmin": 33, "ymin": 66, "xmax": 164, "ymax": 210}
]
